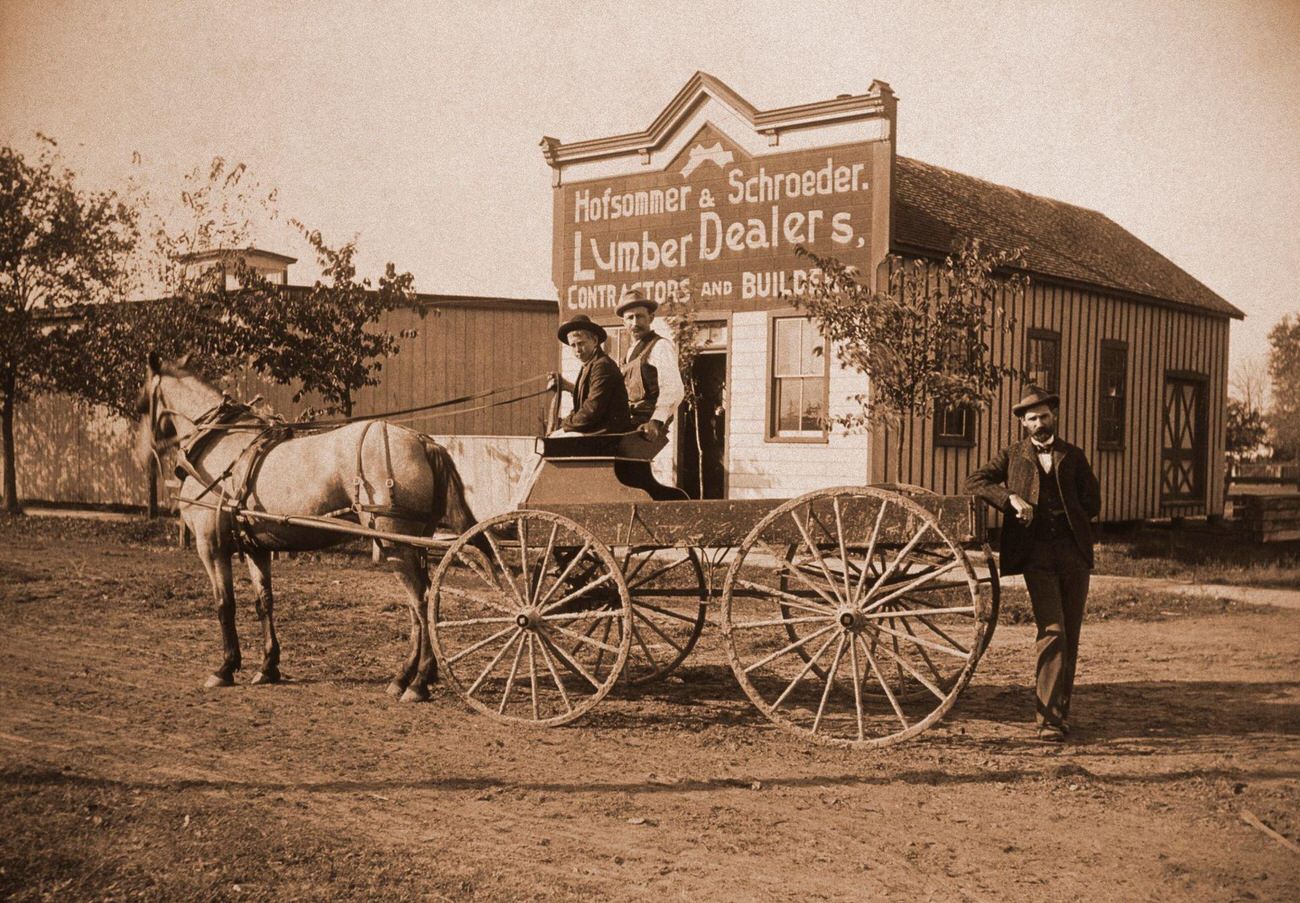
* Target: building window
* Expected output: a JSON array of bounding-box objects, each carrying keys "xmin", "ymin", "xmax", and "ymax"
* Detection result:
[
  {"xmin": 770, "ymin": 316, "xmax": 827, "ymax": 437},
  {"xmin": 934, "ymin": 404, "xmax": 977, "ymax": 447},
  {"xmin": 1098, "ymin": 341, "xmax": 1127, "ymax": 449},
  {"xmin": 1026, "ymin": 329, "xmax": 1060, "ymax": 393}
]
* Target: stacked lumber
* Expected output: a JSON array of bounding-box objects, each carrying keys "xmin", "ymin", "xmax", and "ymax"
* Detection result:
[{"xmin": 1229, "ymin": 494, "xmax": 1300, "ymax": 543}]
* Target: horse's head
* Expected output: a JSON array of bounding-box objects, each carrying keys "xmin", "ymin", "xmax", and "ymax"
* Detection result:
[{"xmin": 133, "ymin": 351, "xmax": 213, "ymax": 468}]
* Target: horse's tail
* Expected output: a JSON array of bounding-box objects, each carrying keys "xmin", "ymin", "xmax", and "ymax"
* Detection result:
[{"xmin": 416, "ymin": 434, "xmax": 480, "ymax": 536}]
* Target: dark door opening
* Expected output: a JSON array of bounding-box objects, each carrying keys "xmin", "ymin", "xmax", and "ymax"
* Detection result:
[
  {"xmin": 1161, "ymin": 374, "xmax": 1207, "ymax": 502},
  {"xmin": 676, "ymin": 352, "xmax": 727, "ymax": 499}
]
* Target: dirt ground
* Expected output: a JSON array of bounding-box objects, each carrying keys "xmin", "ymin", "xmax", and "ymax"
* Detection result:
[{"xmin": 1, "ymin": 518, "xmax": 1297, "ymax": 902}]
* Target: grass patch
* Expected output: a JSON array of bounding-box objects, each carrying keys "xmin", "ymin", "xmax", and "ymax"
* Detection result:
[
  {"xmin": 1094, "ymin": 523, "xmax": 1300, "ymax": 588},
  {"xmin": 997, "ymin": 584, "xmax": 1266, "ymax": 625}
]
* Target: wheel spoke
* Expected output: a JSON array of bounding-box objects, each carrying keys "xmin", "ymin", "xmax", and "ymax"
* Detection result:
[
  {"xmin": 531, "ymin": 523, "xmax": 559, "ymax": 605},
  {"xmin": 535, "ymin": 637, "xmax": 573, "ymax": 713},
  {"xmin": 898, "ymin": 612, "xmax": 947, "ymax": 683},
  {"xmin": 435, "ymin": 583, "xmax": 516, "ymax": 617},
  {"xmin": 755, "ymin": 539, "xmax": 840, "ymax": 608},
  {"xmin": 540, "ymin": 572, "xmax": 615, "ymax": 614},
  {"xmin": 534, "ymin": 541, "xmax": 593, "ymax": 609},
  {"xmin": 872, "ymin": 622, "xmax": 970, "ymax": 659},
  {"xmin": 517, "ymin": 517, "xmax": 532, "ymax": 605},
  {"xmin": 852, "ymin": 503, "xmax": 889, "ymax": 605},
  {"xmin": 743, "ymin": 621, "xmax": 838, "ymax": 674},
  {"xmin": 857, "ymin": 634, "xmax": 909, "ymax": 729},
  {"xmin": 546, "ymin": 620, "xmax": 624, "ymax": 655},
  {"xmin": 629, "ymin": 617, "xmax": 659, "ymax": 670},
  {"xmin": 732, "ymin": 578, "xmax": 833, "ymax": 615},
  {"xmin": 859, "ymin": 605, "xmax": 974, "ymax": 620},
  {"xmin": 790, "ymin": 509, "xmax": 846, "ymax": 605},
  {"xmin": 539, "ymin": 630, "xmax": 605, "ymax": 689},
  {"xmin": 832, "ymin": 496, "xmax": 853, "ymax": 603},
  {"xmin": 590, "ymin": 616, "xmax": 614, "ymax": 678},
  {"xmin": 811, "ymin": 634, "xmax": 848, "ymax": 735},
  {"xmin": 482, "ymin": 529, "xmax": 526, "ymax": 608},
  {"xmin": 447, "ymin": 624, "xmax": 519, "ymax": 665},
  {"xmin": 874, "ymin": 634, "xmax": 947, "ymax": 701},
  {"xmin": 624, "ymin": 553, "xmax": 694, "ymax": 590},
  {"xmin": 633, "ymin": 608, "xmax": 687, "ymax": 655},
  {"xmin": 541, "ymin": 609, "xmax": 624, "ymax": 624},
  {"xmin": 888, "ymin": 600, "xmax": 973, "ymax": 655},
  {"xmin": 498, "ymin": 632, "xmax": 526, "ymax": 714},
  {"xmin": 862, "ymin": 523, "xmax": 932, "ymax": 604},
  {"xmin": 527, "ymin": 634, "xmax": 540, "ymax": 719},
  {"xmin": 862, "ymin": 559, "xmax": 963, "ymax": 613},
  {"xmin": 848, "ymin": 628, "xmax": 865, "ymax": 741},
  {"xmin": 630, "ymin": 599, "xmax": 705, "ymax": 624},
  {"xmin": 730, "ymin": 613, "xmax": 834, "ymax": 630},
  {"xmin": 772, "ymin": 631, "xmax": 839, "ymax": 710},
  {"xmin": 436, "ymin": 615, "xmax": 519, "ymax": 628},
  {"xmin": 466, "ymin": 627, "xmax": 525, "ymax": 697}
]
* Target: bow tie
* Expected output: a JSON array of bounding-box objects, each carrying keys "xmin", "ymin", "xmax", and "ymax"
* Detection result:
[{"xmin": 1032, "ymin": 440, "xmax": 1055, "ymax": 453}]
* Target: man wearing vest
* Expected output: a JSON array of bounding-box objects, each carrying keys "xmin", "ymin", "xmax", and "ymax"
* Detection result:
[
  {"xmin": 615, "ymin": 289, "xmax": 685, "ymax": 446},
  {"xmin": 965, "ymin": 386, "xmax": 1101, "ymax": 742}
]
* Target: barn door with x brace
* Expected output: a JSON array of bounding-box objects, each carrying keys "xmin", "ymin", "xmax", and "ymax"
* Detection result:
[{"xmin": 1161, "ymin": 372, "xmax": 1208, "ymax": 503}]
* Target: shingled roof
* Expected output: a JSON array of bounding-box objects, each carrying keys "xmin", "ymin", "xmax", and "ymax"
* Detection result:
[{"xmin": 892, "ymin": 156, "xmax": 1243, "ymax": 319}]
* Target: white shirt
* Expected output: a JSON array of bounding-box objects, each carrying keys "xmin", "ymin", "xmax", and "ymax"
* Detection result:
[
  {"xmin": 1033, "ymin": 440, "xmax": 1055, "ymax": 474},
  {"xmin": 626, "ymin": 333, "xmax": 685, "ymax": 424}
]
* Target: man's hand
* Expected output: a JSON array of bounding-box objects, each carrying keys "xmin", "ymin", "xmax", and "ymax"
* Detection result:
[
  {"xmin": 638, "ymin": 419, "xmax": 665, "ymax": 442},
  {"xmin": 1008, "ymin": 494, "xmax": 1034, "ymax": 525}
]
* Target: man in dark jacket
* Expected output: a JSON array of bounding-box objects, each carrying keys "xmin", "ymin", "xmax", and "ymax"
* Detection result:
[
  {"xmin": 553, "ymin": 314, "xmax": 632, "ymax": 434},
  {"xmin": 965, "ymin": 386, "xmax": 1101, "ymax": 742}
]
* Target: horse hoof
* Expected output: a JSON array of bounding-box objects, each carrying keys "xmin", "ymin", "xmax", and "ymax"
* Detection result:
[
  {"xmin": 399, "ymin": 685, "xmax": 429, "ymax": 703},
  {"xmin": 251, "ymin": 670, "xmax": 281, "ymax": 686},
  {"xmin": 386, "ymin": 679, "xmax": 408, "ymax": 698},
  {"xmin": 204, "ymin": 673, "xmax": 235, "ymax": 688}
]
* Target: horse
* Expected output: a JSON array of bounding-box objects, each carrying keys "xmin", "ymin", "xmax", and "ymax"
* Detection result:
[{"xmin": 134, "ymin": 351, "xmax": 484, "ymax": 702}]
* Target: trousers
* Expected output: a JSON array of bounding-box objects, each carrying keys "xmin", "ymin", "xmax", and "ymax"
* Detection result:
[{"xmin": 1022, "ymin": 534, "xmax": 1090, "ymax": 728}]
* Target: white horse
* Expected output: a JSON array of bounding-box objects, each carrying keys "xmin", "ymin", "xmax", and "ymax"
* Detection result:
[{"xmin": 135, "ymin": 352, "xmax": 484, "ymax": 701}]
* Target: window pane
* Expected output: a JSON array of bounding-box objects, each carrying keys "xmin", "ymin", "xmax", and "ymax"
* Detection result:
[
  {"xmin": 800, "ymin": 377, "xmax": 825, "ymax": 429},
  {"xmin": 774, "ymin": 379, "xmax": 796, "ymax": 432},
  {"xmin": 801, "ymin": 321, "xmax": 823, "ymax": 375},
  {"xmin": 775, "ymin": 319, "xmax": 799, "ymax": 375}
]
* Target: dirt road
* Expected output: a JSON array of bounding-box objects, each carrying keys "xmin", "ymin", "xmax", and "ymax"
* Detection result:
[{"xmin": 2, "ymin": 521, "xmax": 1297, "ymax": 901}]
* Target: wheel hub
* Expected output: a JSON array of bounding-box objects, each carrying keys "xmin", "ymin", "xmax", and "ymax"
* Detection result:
[
  {"xmin": 515, "ymin": 608, "xmax": 542, "ymax": 630},
  {"xmin": 837, "ymin": 608, "xmax": 867, "ymax": 632}
]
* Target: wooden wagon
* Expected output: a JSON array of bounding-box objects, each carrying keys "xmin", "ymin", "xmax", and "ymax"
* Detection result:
[{"xmin": 427, "ymin": 432, "xmax": 1001, "ymax": 748}]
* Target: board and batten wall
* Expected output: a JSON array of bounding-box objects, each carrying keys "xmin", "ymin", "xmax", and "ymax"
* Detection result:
[
  {"xmin": 11, "ymin": 297, "xmax": 556, "ymax": 510},
  {"xmin": 868, "ymin": 274, "xmax": 1231, "ymax": 521}
]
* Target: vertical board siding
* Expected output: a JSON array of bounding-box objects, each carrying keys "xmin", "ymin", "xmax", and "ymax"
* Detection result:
[{"xmin": 14, "ymin": 299, "xmax": 556, "ymax": 509}]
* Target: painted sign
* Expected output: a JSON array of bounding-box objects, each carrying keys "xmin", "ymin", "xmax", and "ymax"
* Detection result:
[{"xmin": 554, "ymin": 123, "xmax": 884, "ymax": 320}]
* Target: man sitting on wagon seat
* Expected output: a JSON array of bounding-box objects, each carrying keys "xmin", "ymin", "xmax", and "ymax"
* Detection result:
[
  {"xmin": 616, "ymin": 289, "xmax": 685, "ymax": 447},
  {"xmin": 550, "ymin": 314, "xmax": 632, "ymax": 435}
]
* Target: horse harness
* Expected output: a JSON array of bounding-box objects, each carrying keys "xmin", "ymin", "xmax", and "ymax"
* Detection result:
[{"xmin": 153, "ymin": 390, "xmax": 433, "ymax": 558}]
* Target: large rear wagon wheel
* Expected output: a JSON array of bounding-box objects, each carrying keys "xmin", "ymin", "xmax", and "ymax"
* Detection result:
[
  {"xmin": 721, "ymin": 486, "xmax": 994, "ymax": 748},
  {"xmin": 429, "ymin": 511, "xmax": 631, "ymax": 727}
]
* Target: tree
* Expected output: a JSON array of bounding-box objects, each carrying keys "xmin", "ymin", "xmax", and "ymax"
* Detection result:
[
  {"xmin": 791, "ymin": 239, "xmax": 1026, "ymax": 480},
  {"xmin": 1267, "ymin": 313, "xmax": 1300, "ymax": 460},
  {"xmin": 0, "ymin": 137, "xmax": 138, "ymax": 512},
  {"xmin": 233, "ymin": 222, "xmax": 420, "ymax": 419},
  {"xmin": 1230, "ymin": 354, "xmax": 1270, "ymax": 415},
  {"xmin": 1226, "ymin": 398, "xmax": 1267, "ymax": 463}
]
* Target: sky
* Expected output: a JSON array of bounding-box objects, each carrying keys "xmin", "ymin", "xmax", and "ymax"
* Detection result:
[{"xmin": 2, "ymin": 0, "xmax": 1297, "ymax": 379}]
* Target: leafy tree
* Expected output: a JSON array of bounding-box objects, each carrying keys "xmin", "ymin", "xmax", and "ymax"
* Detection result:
[
  {"xmin": 0, "ymin": 137, "xmax": 138, "ymax": 512},
  {"xmin": 234, "ymin": 222, "xmax": 420, "ymax": 419},
  {"xmin": 1267, "ymin": 312, "xmax": 1300, "ymax": 460},
  {"xmin": 791, "ymin": 239, "xmax": 1026, "ymax": 480},
  {"xmin": 1226, "ymin": 398, "xmax": 1267, "ymax": 463}
]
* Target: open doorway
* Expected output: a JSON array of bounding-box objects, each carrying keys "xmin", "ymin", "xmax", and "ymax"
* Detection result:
[{"xmin": 677, "ymin": 351, "xmax": 727, "ymax": 499}]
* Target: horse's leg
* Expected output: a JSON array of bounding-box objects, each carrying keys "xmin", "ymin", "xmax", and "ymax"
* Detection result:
[
  {"xmin": 245, "ymin": 549, "xmax": 281, "ymax": 685},
  {"xmin": 195, "ymin": 537, "xmax": 241, "ymax": 688},
  {"xmin": 391, "ymin": 547, "xmax": 435, "ymax": 703}
]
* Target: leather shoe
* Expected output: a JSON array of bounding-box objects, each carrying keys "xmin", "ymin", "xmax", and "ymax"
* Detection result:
[{"xmin": 1037, "ymin": 724, "xmax": 1067, "ymax": 743}]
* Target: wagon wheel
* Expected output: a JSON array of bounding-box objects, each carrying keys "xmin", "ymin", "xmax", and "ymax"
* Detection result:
[
  {"xmin": 618, "ymin": 546, "xmax": 707, "ymax": 686},
  {"xmin": 429, "ymin": 510, "xmax": 631, "ymax": 726},
  {"xmin": 721, "ymin": 486, "xmax": 994, "ymax": 748}
]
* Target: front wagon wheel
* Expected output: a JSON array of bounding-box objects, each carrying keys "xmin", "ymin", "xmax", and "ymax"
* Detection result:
[
  {"xmin": 429, "ymin": 510, "xmax": 631, "ymax": 726},
  {"xmin": 720, "ymin": 486, "xmax": 993, "ymax": 748}
]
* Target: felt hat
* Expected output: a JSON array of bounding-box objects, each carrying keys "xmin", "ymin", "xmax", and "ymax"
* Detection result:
[
  {"xmin": 614, "ymin": 289, "xmax": 658, "ymax": 318},
  {"xmin": 1012, "ymin": 385, "xmax": 1060, "ymax": 417},
  {"xmin": 557, "ymin": 314, "xmax": 607, "ymax": 344}
]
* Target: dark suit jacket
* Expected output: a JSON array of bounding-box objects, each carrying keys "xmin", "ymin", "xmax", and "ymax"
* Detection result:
[
  {"xmin": 964, "ymin": 437, "xmax": 1101, "ymax": 576},
  {"xmin": 560, "ymin": 352, "xmax": 632, "ymax": 434}
]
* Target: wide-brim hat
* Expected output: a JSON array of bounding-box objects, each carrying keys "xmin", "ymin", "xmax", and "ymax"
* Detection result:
[
  {"xmin": 615, "ymin": 289, "xmax": 658, "ymax": 318},
  {"xmin": 557, "ymin": 314, "xmax": 607, "ymax": 344},
  {"xmin": 1012, "ymin": 385, "xmax": 1060, "ymax": 417}
]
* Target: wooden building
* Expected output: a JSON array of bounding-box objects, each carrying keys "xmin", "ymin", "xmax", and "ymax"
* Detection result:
[
  {"xmin": 13, "ymin": 252, "xmax": 557, "ymax": 513},
  {"xmin": 542, "ymin": 72, "xmax": 1243, "ymax": 520}
]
